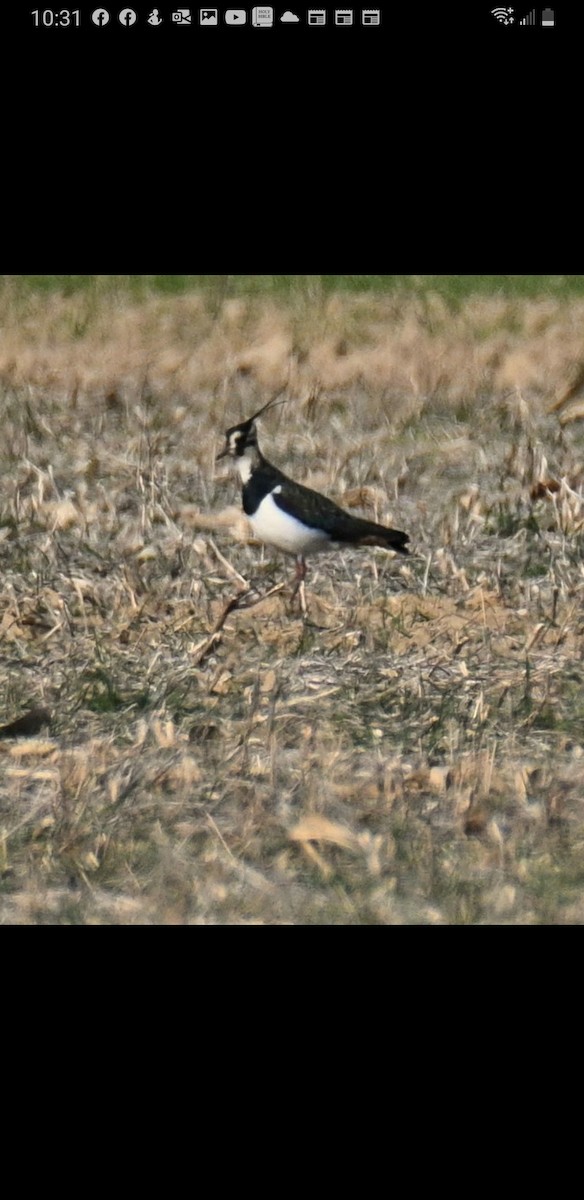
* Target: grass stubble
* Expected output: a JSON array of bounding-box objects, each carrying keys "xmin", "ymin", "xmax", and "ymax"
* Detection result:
[{"xmin": 2, "ymin": 281, "xmax": 584, "ymax": 923}]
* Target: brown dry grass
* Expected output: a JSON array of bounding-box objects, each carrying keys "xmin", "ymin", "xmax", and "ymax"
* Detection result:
[{"xmin": 3, "ymin": 285, "xmax": 584, "ymax": 923}]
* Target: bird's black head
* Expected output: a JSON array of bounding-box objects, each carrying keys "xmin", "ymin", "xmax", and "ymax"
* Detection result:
[
  {"xmin": 216, "ymin": 395, "xmax": 287, "ymax": 462},
  {"xmin": 216, "ymin": 414, "xmax": 258, "ymax": 461}
]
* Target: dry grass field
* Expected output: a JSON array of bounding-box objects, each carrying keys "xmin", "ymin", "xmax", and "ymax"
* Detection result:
[{"xmin": 2, "ymin": 277, "xmax": 584, "ymax": 924}]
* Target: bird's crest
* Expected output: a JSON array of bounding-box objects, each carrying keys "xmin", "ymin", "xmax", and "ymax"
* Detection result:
[{"xmin": 216, "ymin": 393, "xmax": 288, "ymax": 460}]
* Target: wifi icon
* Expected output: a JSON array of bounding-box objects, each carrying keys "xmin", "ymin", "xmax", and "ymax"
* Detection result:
[{"xmin": 491, "ymin": 6, "xmax": 515, "ymax": 21}]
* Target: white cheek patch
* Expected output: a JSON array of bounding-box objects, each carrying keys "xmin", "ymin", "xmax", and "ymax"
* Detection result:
[{"xmin": 236, "ymin": 455, "xmax": 253, "ymax": 483}]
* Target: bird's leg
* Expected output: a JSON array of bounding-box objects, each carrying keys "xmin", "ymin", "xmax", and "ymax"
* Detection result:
[{"xmin": 290, "ymin": 555, "xmax": 308, "ymax": 616}]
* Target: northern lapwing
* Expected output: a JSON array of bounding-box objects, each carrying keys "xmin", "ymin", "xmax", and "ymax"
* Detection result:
[{"xmin": 216, "ymin": 397, "xmax": 410, "ymax": 613}]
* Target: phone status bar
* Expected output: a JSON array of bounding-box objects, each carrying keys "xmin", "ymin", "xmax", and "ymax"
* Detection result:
[{"xmin": 27, "ymin": 6, "xmax": 575, "ymax": 33}]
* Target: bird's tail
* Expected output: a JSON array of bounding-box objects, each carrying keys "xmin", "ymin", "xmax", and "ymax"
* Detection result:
[{"xmin": 354, "ymin": 521, "xmax": 410, "ymax": 555}]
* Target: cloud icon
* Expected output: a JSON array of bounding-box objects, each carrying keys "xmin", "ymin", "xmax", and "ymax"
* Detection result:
[{"xmin": 280, "ymin": 10, "xmax": 300, "ymax": 20}]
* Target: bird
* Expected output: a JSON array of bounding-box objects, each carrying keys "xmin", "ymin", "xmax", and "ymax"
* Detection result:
[{"xmin": 216, "ymin": 397, "xmax": 410, "ymax": 613}]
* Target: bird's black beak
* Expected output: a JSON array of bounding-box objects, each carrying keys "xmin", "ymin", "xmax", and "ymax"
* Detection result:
[{"xmin": 216, "ymin": 445, "xmax": 228, "ymax": 461}]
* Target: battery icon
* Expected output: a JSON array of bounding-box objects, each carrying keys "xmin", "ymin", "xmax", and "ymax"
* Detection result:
[{"xmin": 542, "ymin": 8, "xmax": 555, "ymax": 24}]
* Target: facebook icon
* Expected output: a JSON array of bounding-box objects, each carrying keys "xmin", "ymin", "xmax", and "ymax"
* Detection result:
[
  {"xmin": 91, "ymin": 8, "xmax": 110, "ymax": 23},
  {"xmin": 118, "ymin": 8, "xmax": 137, "ymax": 23}
]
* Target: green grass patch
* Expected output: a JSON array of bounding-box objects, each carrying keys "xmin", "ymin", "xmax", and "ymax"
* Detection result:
[{"xmin": 4, "ymin": 274, "xmax": 584, "ymax": 304}]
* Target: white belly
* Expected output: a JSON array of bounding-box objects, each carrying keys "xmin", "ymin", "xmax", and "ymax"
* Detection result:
[{"xmin": 250, "ymin": 490, "xmax": 329, "ymax": 556}]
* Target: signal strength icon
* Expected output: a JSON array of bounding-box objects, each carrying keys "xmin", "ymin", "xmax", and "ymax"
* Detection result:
[
  {"xmin": 491, "ymin": 7, "xmax": 515, "ymax": 22},
  {"xmin": 520, "ymin": 8, "xmax": 536, "ymax": 22}
]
